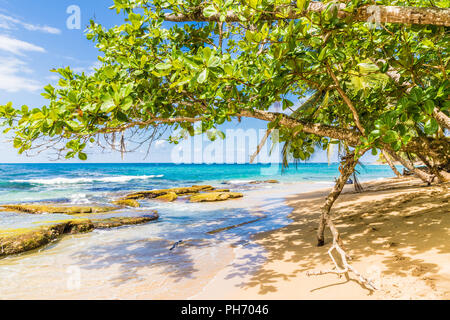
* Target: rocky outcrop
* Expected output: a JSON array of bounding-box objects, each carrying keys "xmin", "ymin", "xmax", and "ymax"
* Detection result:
[
  {"xmin": 189, "ymin": 192, "xmax": 243, "ymax": 203},
  {"xmin": 1, "ymin": 204, "xmax": 118, "ymax": 215},
  {"xmin": 92, "ymin": 212, "xmax": 158, "ymax": 228},
  {"xmin": 155, "ymin": 192, "xmax": 178, "ymax": 202},
  {"xmin": 112, "ymin": 199, "xmax": 141, "ymax": 208},
  {"xmin": 0, "ymin": 220, "xmax": 94, "ymax": 257},
  {"xmin": 0, "ymin": 213, "xmax": 159, "ymax": 257},
  {"xmin": 123, "ymin": 185, "xmax": 215, "ymax": 200}
]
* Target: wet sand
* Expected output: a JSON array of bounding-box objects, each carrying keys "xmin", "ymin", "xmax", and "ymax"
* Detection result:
[
  {"xmin": 194, "ymin": 177, "xmax": 450, "ymax": 300},
  {"xmin": 0, "ymin": 182, "xmax": 325, "ymax": 299}
]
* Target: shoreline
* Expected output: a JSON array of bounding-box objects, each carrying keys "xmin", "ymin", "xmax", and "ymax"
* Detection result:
[
  {"xmin": 193, "ymin": 176, "xmax": 450, "ymax": 300},
  {"xmin": 1, "ymin": 176, "xmax": 448, "ymax": 299}
]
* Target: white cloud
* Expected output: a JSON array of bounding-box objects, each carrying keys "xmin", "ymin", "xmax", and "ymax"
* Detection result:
[
  {"xmin": 0, "ymin": 13, "xmax": 61, "ymax": 35},
  {"xmin": 73, "ymin": 61, "xmax": 102, "ymax": 76},
  {"xmin": 0, "ymin": 56, "xmax": 42, "ymax": 92},
  {"xmin": 0, "ymin": 34, "xmax": 45, "ymax": 55}
]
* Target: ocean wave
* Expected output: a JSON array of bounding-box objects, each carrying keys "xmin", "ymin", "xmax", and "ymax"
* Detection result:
[
  {"xmin": 11, "ymin": 175, "xmax": 164, "ymax": 185},
  {"xmin": 69, "ymin": 193, "xmax": 90, "ymax": 204},
  {"xmin": 225, "ymin": 179, "xmax": 255, "ymax": 185}
]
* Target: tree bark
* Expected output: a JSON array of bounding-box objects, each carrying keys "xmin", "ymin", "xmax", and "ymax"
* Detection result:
[
  {"xmin": 385, "ymin": 148, "xmax": 434, "ymax": 184},
  {"xmin": 382, "ymin": 149, "xmax": 401, "ymax": 177},
  {"xmin": 238, "ymin": 109, "xmax": 362, "ymax": 146},
  {"xmin": 326, "ymin": 63, "xmax": 365, "ymax": 135},
  {"xmin": 317, "ymin": 152, "xmax": 360, "ymax": 246},
  {"xmin": 433, "ymin": 107, "xmax": 450, "ymax": 131},
  {"xmin": 164, "ymin": 4, "xmax": 450, "ymax": 27}
]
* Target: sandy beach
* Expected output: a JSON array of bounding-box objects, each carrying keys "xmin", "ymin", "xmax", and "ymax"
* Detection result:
[{"xmin": 194, "ymin": 177, "xmax": 450, "ymax": 300}]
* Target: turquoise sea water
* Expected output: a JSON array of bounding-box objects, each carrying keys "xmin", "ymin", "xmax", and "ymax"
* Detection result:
[
  {"xmin": 0, "ymin": 162, "xmax": 397, "ymax": 232},
  {"xmin": 0, "ymin": 162, "xmax": 396, "ymax": 202},
  {"xmin": 0, "ymin": 163, "xmax": 398, "ymax": 298}
]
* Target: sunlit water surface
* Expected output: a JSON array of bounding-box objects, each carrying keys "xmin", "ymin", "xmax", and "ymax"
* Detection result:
[{"xmin": 0, "ymin": 163, "xmax": 396, "ymax": 299}]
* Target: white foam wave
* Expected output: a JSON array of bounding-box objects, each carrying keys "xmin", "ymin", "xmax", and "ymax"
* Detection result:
[
  {"xmin": 226, "ymin": 179, "xmax": 255, "ymax": 184},
  {"xmin": 69, "ymin": 193, "xmax": 90, "ymax": 204},
  {"xmin": 12, "ymin": 175, "xmax": 164, "ymax": 185}
]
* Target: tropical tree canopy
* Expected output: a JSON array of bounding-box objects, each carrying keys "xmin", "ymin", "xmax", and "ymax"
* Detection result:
[{"xmin": 0, "ymin": 0, "xmax": 448, "ymax": 166}]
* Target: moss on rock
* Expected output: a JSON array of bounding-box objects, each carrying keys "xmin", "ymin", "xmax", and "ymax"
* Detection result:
[
  {"xmin": 0, "ymin": 212, "xmax": 159, "ymax": 257},
  {"xmin": 112, "ymin": 199, "xmax": 140, "ymax": 208},
  {"xmin": 0, "ymin": 219, "xmax": 94, "ymax": 257},
  {"xmin": 92, "ymin": 213, "xmax": 159, "ymax": 229},
  {"xmin": 123, "ymin": 185, "xmax": 215, "ymax": 200},
  {"xmin": 189, "ymin": 192, "xmax": 243, "ymax": 203},
  {"xmin": 1, "ymin": 204, "xmax": 118, "ymax": 215},
  {"xmin": 210, "ymin": 189, "xmax": 230, "ymax": 192},
  {"xmin": 155, "ymin": 192, "xmax": 178, "ymax": 202}
]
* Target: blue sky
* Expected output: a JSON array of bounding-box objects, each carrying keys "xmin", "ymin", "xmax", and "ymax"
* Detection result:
[{"xmin": 0, "ymin": 0, "xmax": 378, "ymax": 164}]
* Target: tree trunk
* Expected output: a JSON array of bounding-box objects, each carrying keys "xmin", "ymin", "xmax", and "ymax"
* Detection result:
[
  {"xmin": 164, "ymin": 4, "xmax": 450, "ymax": 27},
  {"xmin": 382, "ymin": 149, "xmax": 401, "ymax": 178},
  {"xmin": 317, "ymin": 153, "xmax": 360, "ymax": 246},
  {"xmin": 433, "ymin": 107, "xmax": 450, "ymax": 131},
  {"xmin": 385, "ymin": 149, "xmax": 434, "ymax": 184}
]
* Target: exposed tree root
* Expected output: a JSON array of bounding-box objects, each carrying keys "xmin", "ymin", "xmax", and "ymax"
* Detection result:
[
  {"xmin": 312, "ymin": 149, "xmax": 378, "ymax": 290},
  {"xmin": 307, "ymin": 238, "xmax": 378, "ymax": 291}
]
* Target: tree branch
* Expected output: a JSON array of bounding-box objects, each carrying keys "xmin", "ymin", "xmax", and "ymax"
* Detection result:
[
  {"xmin": 238, "ymin": 109, "xmax": 362, "ymax": 146},
  {"xmin": 164, "ymin": 4, "xmax": 450, "ymax": 27}
]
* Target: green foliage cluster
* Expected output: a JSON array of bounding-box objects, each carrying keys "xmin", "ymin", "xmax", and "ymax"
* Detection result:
[{"xmin": 0, "ymin": 0, "xmax": 448, "ymax": 163}]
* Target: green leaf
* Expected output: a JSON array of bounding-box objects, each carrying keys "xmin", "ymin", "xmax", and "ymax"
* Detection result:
[
  {"xmin": 78, "ymin": 152, "xmax": 88, "ymax": 161},
  {"xmin": 382, "ymin": 130, "xmax": 398, "ymax": 143},
  {"xmin": 203, "ymin": 5, "xmax": 218, "ymax": 17},
  {"xmin": 155, "ymin": 63, "xmax": 172, "ymax": 70},
  {"xmin": 318, "ymin": 48, "xmax": 327, "ymax": 61},
  {"xmin": 424, "ymin": 118, "xmax": 438, "ymax": 135},
  {"xmin": 423, "ymin": 100, "xmax": 434, "ymax": 115},
  {"xmin": 297, "ymin": 0, "xmax": 307, "ymax": 10},
  {"xmin": 223, "ymin": 64, "xmax": 233, "ymax": 76},
  {"xmin": 101, "ymin": 99, "xmax": 116, "ymax": 113},
  {"xmin": 197, "ymin": 69, "xmax": 208, "ymax": 84},
  {"xmin": 207, "ymin": 56, "xmax": 221, "ymax": 68}
]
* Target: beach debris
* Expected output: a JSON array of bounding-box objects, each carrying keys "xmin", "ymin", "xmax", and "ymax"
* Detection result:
[
  {"xmin": 0, "ymin": 204, "xmax": 118, "ymax": 215},
  {"xmin": 189, "ymin": 192, "xmax": 243, "ymax": 203},
  {"xmin": 112, "ymin": 199, "xmax": 141, "ymax": 208},
  {"xmin": 122, "ymin": 185, "xmax": 215, "ymax": 200},
  {"xmin": 0, "ymin": 213, "xmax": 159, "ymax": 257},
  {"xmin": 155, "ymin": 192, "xmax": 178, "ymax": 202},
  {"xmin": 169, "ymin": 240, "xmax": 183, "ymax": 251}
]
